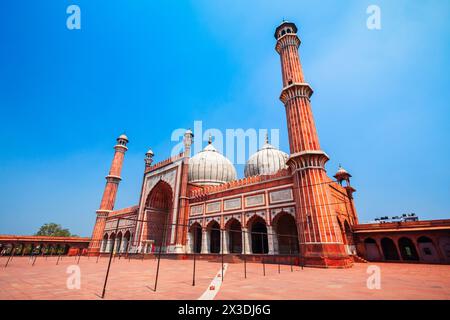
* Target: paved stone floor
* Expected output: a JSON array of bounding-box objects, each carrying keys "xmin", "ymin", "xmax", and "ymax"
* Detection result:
[{"xmin": 0, "ymin": 256, "xmax": 449, "ymax": 300}]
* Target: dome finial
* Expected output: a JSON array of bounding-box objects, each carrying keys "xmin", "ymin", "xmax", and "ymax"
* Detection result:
[
  {"xmin": 208, "ymin": 133, "xmax": 212, "ymax": 144},
  {"xmin": 265, "ymin": 132, "xmax": 269, "ymax": 144}
]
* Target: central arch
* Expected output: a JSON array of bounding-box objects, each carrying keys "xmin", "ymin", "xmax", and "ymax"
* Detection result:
[{"xmin": 145, "ymin": 180, "xmax": 173, "ymax": 250}]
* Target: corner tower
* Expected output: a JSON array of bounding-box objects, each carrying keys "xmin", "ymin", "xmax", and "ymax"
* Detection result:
[
  {"xmin": 89, "ymin": 134, "xmax": 129, "ymax": 254},
  {"xmin": 275, "ymin": 21, "xmax": 351, "ymax": 267}
]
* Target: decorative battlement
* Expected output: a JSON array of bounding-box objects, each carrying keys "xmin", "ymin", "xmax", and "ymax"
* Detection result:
[
  {"xmin": 189, "ymin": 169, "xmax": 291, "ymax": 199},
  {"xmin": 280, "ymin": 83, "xmax": 313, "ymax": 103},
  {"xmin": 287, "ymin": 150, "xmax": 329, "ymax": 172},
  {"xmin": 145, "ymin": 152, "xmax": 184, "ymax": 173}
]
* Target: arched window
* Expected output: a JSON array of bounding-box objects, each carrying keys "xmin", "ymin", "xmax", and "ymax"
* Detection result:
[
  {"xmin": 381, "ymin": 237, "xmax": 400, "ymax": 260},
  {"xmin": 364, "ymin": 238, "xmax": 381, "ymax": 261},
  {"xmin": 398, "ymin": 237, "xmax": 419, "ymax": 261}
]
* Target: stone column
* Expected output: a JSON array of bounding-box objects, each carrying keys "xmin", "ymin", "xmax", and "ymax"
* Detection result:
[
  {"xmin": 201, "ymin": 229, "xmax": 209, "ymax": 254},
  {"xmin": 267, "ymin": 225, "xmax": 278, "ymax": 255},
  {"xmin": 120, "ymin": 238, "xmax": 128, "ymax": 253},
  {"xmin": 186, "ymin": 231, "xmax": 192, "ymax": 254},
  {"xmin": 106, "ymin": 239, "xmax": 113, "ymax": 253},
  {"xmin": 221, "ymin": 230, "xmax": 229, "ymax": 254},
  {"xmin": 242, "ymin": 228, "xmax": 251, "ymax": 254}
]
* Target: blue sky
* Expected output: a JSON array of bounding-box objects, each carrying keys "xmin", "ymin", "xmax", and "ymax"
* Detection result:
[{"xmin": 0, "ymin": 0, "xmax": 449, "ymax": 236}]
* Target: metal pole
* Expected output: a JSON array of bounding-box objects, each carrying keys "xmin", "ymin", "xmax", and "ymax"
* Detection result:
[
  {"xmin": 153, "ymin": 222, "xmax": 167, "ymax": 292},
  {"xmin": 4, "ymin": 245, "xmax": 15, "ymax": 268},
  {"xmin": 77, "ymin": 249, "xmax": 81, "ymax": 264},
  {"xmin": 101, "ymin": 218, "xmax": 120, "ymax": 299},
  {"xmin": 289, "ymin": 237, "xmax": 293, "ymax": 272},
  {"xmin": 276, "ymin": 230, "xmax": 280, "ymax": 273},
  {"xmin": 56, "ymin": 241, "xmax": 64, "ymax": 265},
  {"xmin": 56, "ymin": 246, "xmax": 61, "ymax": 265},
  {"xmin": 125, "ymin": 240, "xmax": 130, "ymax": 261},
  {"xmin": 32, "ymin": 252, "xmax": 38, "ymax": 266},
  {"xmin": 261, "ymin": 231, "xmax": 265, "ymax": 276},
  {"xmin": 221, "ymin": 228, "xmax": 224, "ymax": 282},
  {"xmin": 243, "ymin": 228, "xmax": 247, "ymax": 279},
  {"xmin": 10, "ymin": 245, "xmax": 16, "ymax": 263},
  {"xmin": 192, "ymin": 225, "xmax": 197, "ymax": 286}
]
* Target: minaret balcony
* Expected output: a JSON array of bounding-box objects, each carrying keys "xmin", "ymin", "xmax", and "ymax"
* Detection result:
[
  {"xmin": 287, "ymin": 150, "xmax": 330, "ymax": 172},
  {"xmin": 280, "ymin": 82, "xmax": 314, "ymax": 104}
]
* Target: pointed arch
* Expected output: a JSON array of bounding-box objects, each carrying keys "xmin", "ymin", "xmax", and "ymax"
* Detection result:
[
  {"xmin": 381, "ymin": 237, "xmax": 399, "ymax": 261},
  {"xmin": 144, "ymin": 180, "xmax": 173, "ymax": 249},
  {"xmin": 272, "ymin": 211, "xmax": 298, "ymax": 254},
  {"xmin": 363, "ymin": 237, "xmax": 381, "ymax": 261},
  {"xmin": 225, "ymin": 218, "xmax": 242, "ymax": 254},
  {"xmin": 398, "ymin": 237, "xmax": 419, "ymax": 261},
  {"xmin": 247, "ymin": 216, "xmax": 268, "ymax": 254},
  {"xmin": 188, "ymin": 222, "xmax": 202, "ymax": 253}
]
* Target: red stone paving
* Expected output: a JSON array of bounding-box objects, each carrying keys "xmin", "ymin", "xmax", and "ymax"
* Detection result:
[{"xmin": 0, "ymin": 256, "xmax": 449, "ymax": 300}]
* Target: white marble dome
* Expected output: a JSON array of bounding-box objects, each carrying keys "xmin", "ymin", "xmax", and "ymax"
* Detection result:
[
  {"xmin": 188, "ymin": 140, "xmax": 237, "ymax": 186},
  {"xmin": 244, "ymin": 136, "xmax": 288, "ymax": 177}
]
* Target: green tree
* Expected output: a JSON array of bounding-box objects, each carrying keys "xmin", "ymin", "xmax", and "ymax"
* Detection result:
[{"xmin": 35, "ymin": 223, "xmax": 77, "ymax": 237}]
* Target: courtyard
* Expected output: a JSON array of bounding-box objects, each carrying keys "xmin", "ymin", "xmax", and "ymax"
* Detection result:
[{"xmin": 0, "ymin": 256, "xmax": 449, "ymax": 300}]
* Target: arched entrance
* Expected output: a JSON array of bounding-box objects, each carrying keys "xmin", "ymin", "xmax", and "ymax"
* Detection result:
[
  {"xmin": 226, "ymin": 219, "xmax": 242, "ymax": 254},
  {"xmin": 145, "ymin": 181, "xmax": 173, "ymax": 251},
  {"xmin": 101, "ymin": 234, "xmax": 108, "ymax": 252},
  {"xmin": 417, "ymin": 236, "xmax": 439, "ymax": 263},
  {"xmin": 398, "ymin": 237, "xmax": 419, "ymax": 261},
  {"xmin": 116, "ymin": 232, "xmax": 123, "ymax": 253},
  {"xmin": 381, "ymin": 237, "xmax": 399, "ymax": 260},
  {"xmin": 249, "ymin": 217, "xmax": 268, "ymax": 254},
  {"xmin": 123, "ymin": 231, "xmax": 131, "ymax": 253},
  {"xmin": 274, "ymin": 213, "xmax": 299, "ymax": 254},
  {"xmin": 109, "ymin": 233, "xmax": 116, "ymax": 253},
  {"xmin": 208, "ymin": 221, "xmax": 221, "ymax": 254},
  {"xmin": 188, "ymin": 223, "xmax": 202, "ymax": 253},
  {"xmin": 364, "ymin": 238, "xmax": 381, "ymax": 261}
]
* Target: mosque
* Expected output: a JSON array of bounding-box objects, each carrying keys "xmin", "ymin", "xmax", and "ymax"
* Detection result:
[{"xmin": 87, "ymin": 21, "xmax": 450, "ymax": 267}]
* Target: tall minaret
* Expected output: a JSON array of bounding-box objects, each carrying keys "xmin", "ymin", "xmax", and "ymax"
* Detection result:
[
  {"xmin": 275, "ymin": 22, "xmax": 351, "ymax": 267},
  {"xmin": 89, "ymin": 134, "xmax": 129, "ymax": 254}
]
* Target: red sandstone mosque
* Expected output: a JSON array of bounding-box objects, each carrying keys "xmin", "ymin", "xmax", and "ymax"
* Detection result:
[{"xmin": 2, "ymin": 21, "xmax": 449, "ymax": 266}]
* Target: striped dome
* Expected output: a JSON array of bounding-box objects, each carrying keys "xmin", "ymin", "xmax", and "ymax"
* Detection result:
[{"xmin": 188, "ymin": 140, "xmax": 237, "ymax": 186}]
